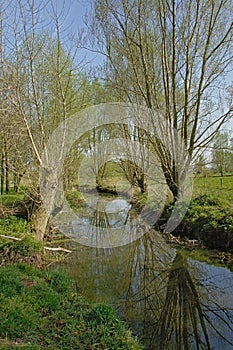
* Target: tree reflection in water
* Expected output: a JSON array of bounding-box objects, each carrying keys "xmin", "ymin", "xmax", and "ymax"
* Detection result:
[
  {"xmin": 65, "ymin": 198, "xmax": 233, "ymax": 350},
  {"xmin": 124, "ymin": 235, "xmax": 233, "ymax": 349},
  {"xmin": 152, "ymin": 253, "xmax": 211, "ymax": 349},
  {"xmin": 125, "ymin": 240, "xmax": 233, "ymax": 349}
]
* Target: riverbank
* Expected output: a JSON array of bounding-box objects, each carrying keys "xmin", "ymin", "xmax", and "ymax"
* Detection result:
[
  {"xmin": 0, "ymin": 187, "xmax": 232, "ymax": 348},
  {"xmin": 0, "ymin": 225, "xmax": 142, "ymax": 350},
  {"xmin": 0, "ymin": 264, "xmax": 142, "ymax": 350},
  {"xmin": 1, "ymin": 181, "xmax": 232, "ymax": 265},
  {"xmin": 161, "ymin": 231, "xmax": 233, "ymax": 270},
  {"xmin": 160, "ymin": 193, "xmax": 233, "ymax": 252}
]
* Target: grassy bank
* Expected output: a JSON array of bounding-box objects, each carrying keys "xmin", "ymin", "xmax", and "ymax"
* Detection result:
[
  {"xmin": 194, "ymin": 174, "xmax": 233, "ymax": 207},
  {"xmin": 1, "ymin": 175, "xmax": 233, "ymax": 250},
  {"xmin": 162, "ymin": 193, "xmax": 233, "ymax": 251},
  {"xmin": 185, "ymin": 175, "xmax": 232, "ymax": 249},
  {"xmin": 0, "ymin": 217, "xmax": 45, "ymax": 267},
  {"xmin": 0, "ymin": 218, "xmax": 142, "ymax": 349},
  {"xmin": 0, "ymin": 264, "xmax": 142, "ymax": 350}
]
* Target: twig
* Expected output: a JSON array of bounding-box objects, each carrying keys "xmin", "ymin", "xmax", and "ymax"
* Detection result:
[
  {"xmin": 44, "ymin": 247, "xmax": 72, "ymax": 253},
  {"xmin": 0, "ymin": 234, "xmax": 21, "ymax": 241}
]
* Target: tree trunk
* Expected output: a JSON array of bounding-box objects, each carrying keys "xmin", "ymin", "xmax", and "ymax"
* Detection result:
[
  {"xmin": 30, "ymin": 197, "xmax": 49, "ymax": 241},
  {"xmin": 162, "ymin": 166, "xmax": 179, "ymax": 203},
  {"xmin": 1, "ymin": 141, "xmax": 4, "ymax": 195},
  {"xmin": 96, "ymin": 163, "xmax": 107, "ymax": 190},
  {"xmin": 14, "ymin": 173, "xmax": 19, "ymax": 192},
  {"xmin": 5, "ymin": 140, "xmax": 10, "ymax": 194},
  {"xmin": 13, "ymin": 173, "xmax": 23, "ymax": 193}
]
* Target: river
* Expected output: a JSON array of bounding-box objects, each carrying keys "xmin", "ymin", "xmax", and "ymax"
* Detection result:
[{"xmin": 59, "ymin": 193, "xmax": 233, "ymax": 349}]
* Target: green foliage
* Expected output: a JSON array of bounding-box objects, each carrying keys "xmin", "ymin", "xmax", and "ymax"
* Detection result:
[
  {"xmin": 0, "ymin": 342, "xmax": 40, "ymax": 349},
  {"xmin": 194, "ymin": 175, "xmax": 233, "ymax": 206},
  {"xmin": 166, "ymin": 193, "xmax": 233, "ymax": 250},
  {"xmin": 0, "ymin": 218, "xmax": 43, "ymax": 266},
  {"xmin": 192, "ymin": 194, "xmax": 221, "ymax": 206},
  {"xmin": 0, "ymin": 236, "xmax": 42, "ymax": 257},
  {"xmin": 65, "ymin": 190, "xmax": 84, "ymax": 206},
  {"xmin": 82, "ymin": 303, "xmax": 140, "ymax": 350},
  {"xmin": 0, "ymin": 236, "xmax": 43, "ymax": 267},
  {"xmin": 0, "ymin": 217, "xmax": 30, "ymax": 237},
  {"xmin": 0, "ymin": 265, "xmax": 142, "ymax": 350},
  {"xmin": 65, "ymin": 190, "xmax": 87, "ymax": 215}
]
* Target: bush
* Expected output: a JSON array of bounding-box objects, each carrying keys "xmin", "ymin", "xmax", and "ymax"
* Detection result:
[
  {"xmin": 191, "ymin": 194, "xmax": 221, "ymax": 206},
  {"xmin": 168, "ymin": 194, "xmax": 233, "ymax": 250}
]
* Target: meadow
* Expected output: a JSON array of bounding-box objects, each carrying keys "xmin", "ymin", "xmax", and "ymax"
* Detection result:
[{"xmin": 194, "ymin": 175, "xmax": 233, "ymax": 207}]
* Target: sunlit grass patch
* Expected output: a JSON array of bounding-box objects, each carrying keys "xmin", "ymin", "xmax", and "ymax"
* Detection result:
[
  {"xmin": 193, "ymin": 175, "xmax": 233, "ymax": 207},
  {"xmin": 0, "ymin": 190, "xmax": 25, "ymax": 206}
]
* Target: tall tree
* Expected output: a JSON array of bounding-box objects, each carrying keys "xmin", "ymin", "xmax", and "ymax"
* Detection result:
[
  {"xmin": 89, "ymin": 0, "xmax": 233, "ymax": 201},
  {"xmin": 0, "ymin": 0, "xmax": 86, "ymax": 239},
  {"xmin": 212, "ymin": 131, "xmax": 233, "ymax": 175}
]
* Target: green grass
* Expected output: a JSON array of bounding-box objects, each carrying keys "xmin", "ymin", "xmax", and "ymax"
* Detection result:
[
  {"xmin": 0, "ymin": 343, "xmax": 40, "ymax": 349},
  {"xmin": 0, "ymin": 264, "xmax": 142, "ymax": 350},
  {"xmin": 0, "ymin": 190, "xmax": 25, "ymax": 206},
  {"xmin": 193, "ymin": 175, "xmax": 233, "ymax": 207},
  {"xmin": 0, "ymin": 204, "xmax": 143, "ymax": 349},
  {"xmin": 0, "ymin": 218, "xmax": 44, "ymax": 267},
  {"xmin": 163, "ymin": 193, "xmax": 233, "ymax": 251},
  {"xmin": 160, "ymin": 175, "xmax": 233, "ymax": 252},
  {"xmin": 0, "ymin": 217, "xmax": 31, "ymax": 238}
]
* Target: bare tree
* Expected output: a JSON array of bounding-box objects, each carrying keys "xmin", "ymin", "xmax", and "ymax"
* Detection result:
[
  {"xmin": 88, "ymin": 0, "xmax": 233, "ymax": 201},
  {"xmin": 0, "ymin": 0, "xmax": 85, "ymax": 239}
]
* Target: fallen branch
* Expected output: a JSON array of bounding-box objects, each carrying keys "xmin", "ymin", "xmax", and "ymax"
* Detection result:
[
  {"xmin": 44, "ymin": 247, "xmax": 72, "ymax": 253},
  {"xmin": 0, "ymin": 234, "xmax": 21, "ymax": 241},
  {"xmin": 0, "ymin": 234, "xmax": 72, "ymax": 253}
]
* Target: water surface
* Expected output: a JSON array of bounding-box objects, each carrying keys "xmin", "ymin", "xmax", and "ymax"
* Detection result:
[{"xmin": 61, "ymin": 193, "xmax": 233, "ymax": 349}]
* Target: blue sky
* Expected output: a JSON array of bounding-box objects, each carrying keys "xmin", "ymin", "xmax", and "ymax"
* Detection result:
[
  {"xmin": 64, "ymin": 0, "xmax": 233, "ymax": 132},
  {"xmin": 2, "ymin": 0, "xmax": 232, "ymax": 131},
  {"xmin": 64, "ymin": 0, "xmax": 87, "ymax": 31},
  {"xmin": 61, "ymin": 0, "xmax": 105, "ymax": 66},
  {"xmin": 63, "ymin": 1, "xmax": 233, "ymax": 99}
]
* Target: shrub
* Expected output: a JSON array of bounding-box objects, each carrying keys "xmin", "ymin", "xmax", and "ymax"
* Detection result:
[{"xmin": 169, "ymin": 194, "xmax": 233, "ymax": 250}]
